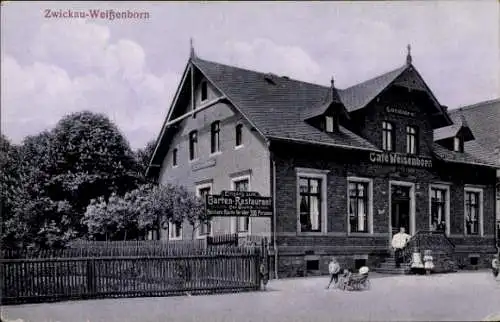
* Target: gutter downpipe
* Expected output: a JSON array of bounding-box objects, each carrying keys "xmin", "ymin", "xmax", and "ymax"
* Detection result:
[{"xmin": 267, "ymin": 139, "xmax": 279, "ymax": 280}]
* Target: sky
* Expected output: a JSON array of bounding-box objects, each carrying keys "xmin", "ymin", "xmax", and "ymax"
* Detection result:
[{"xmin": 1, "ymin": 1, "xmax": 499, "ymax": 150}]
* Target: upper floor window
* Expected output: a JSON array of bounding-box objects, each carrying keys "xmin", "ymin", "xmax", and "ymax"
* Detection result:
[
  {"xmin": 406, "ymin": 125, "xmax": 418, "ymax": 154},
  {"xmin": 172, "ymin": 148, "xmax": 178, "ymax": 166},
  {"xmin": 211, "ymin": 121, "xmax": 220, "ymax": 154},
  {"xmin": 189, "ymin": 131, "xmax": 198, "ymax": 160},
  {"xmin": 235, "ymin": 124, "xmax": 243, "ymax": 147},
  {"xmin": 201, "ymin": 81, "xmax": 208, "ymax": 102},
  {"xmin": 382, "ymin": 121, "xmax": 394, "ymax": 151},
  {"xmin": 325, "ymin": 116, "xmax": 334, "ymax": 133},
  {"xmin": 454, "ymin": 137, "xmax": 464, "ymax": 153}
]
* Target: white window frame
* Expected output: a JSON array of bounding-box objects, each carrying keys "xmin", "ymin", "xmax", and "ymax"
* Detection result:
[
  {"xmin": 325, "ymin": 116, "xmax": 334, "ymax": 133},
  {"xmin": 210, "ymin": 121, "xmax": 221, "ymax": 156},
  {"xmin": 196, "ymin": 182, "xmax": 214, "ymax": 239},
  {"xmin": 464, "ymin": 186, "xmax": 484, "ymax": 237},
  {"xmin": 231, "ymin": 175, "xmax": 252, "ymax": 236},
  {"xmin": 188, "ymin": 130, "xmax": 198, "ymax": 162},
  {"xmin": 296, "ymin": 168, "xmax": 329, "ymax": 235},
  {"xmin": 169, "ymin": 222, "xmax": 183, "ymax": 241},
  {"xmin": 428, "ymin": 184, "xmax": 451, "ymax": 236},
  {"xmin": 347, "ymin": 177, "xmax": 374, "ymax": 235},
  {"xmin": 382, "ymin": 121, "xmax": 394, "ymax": 152},
  {"xmin": 406, "ymin": 125, "xmax": 418, "ymax": 155}
]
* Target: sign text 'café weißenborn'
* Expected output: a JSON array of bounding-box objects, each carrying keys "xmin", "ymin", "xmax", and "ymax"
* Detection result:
[
  {"xmin": 369, "ymin": 151, "xmax": 433, "ymax": 168},
  {"xmin": 206, "ymin": 191, "xmax": 273, "ymax": 217}
]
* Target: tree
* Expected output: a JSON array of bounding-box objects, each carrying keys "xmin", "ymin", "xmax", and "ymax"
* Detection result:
[
  {"xmin": 82, "ymin": 184, "xmax": 206, "ymax": 241},
  {"xmin": 43, "ymin": 111, "xmax": 139, "ymax": 236},
  {"xmin": 0, "ymin": 135, "xmax": 23, "ymax": 249},
  {"xmin": 135, "ymin": 140, "xmax": 156, "ymax": 182}
]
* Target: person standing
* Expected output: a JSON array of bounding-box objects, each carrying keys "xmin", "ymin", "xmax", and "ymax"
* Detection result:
[
  {"xmin": 326, "ymin": 257, "xmax": 341, "ymax": 289},
  {"xmin": 391, "ymin": 227, "xmax": 411, "ymax": 268},
  {"xmin": 492, "ymin": 253, "xmax": 499, "ymax": 279}
]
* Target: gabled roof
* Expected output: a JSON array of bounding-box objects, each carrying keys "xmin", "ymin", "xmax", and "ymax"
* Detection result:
[
  {"xmin": 192, "ymin": 57, "xmax": 380, "ymax": 151},
  {"xmin": 339, "ymin": 65, "xmax": 407, "ymax": 112},
  {"xmin": 448, "ymin": 99, "xmax": 500, "ymax": 167},
  {"xmin": 148, "ymin": 53, "xmax": 467, "ymax": 177},
  {"xmin": 301, "ymin": 79, "xmax": 349, "ymax": 120},
  {"xmin": 433, "ymin": 121, "xmax": 474, "ymax": 142}
]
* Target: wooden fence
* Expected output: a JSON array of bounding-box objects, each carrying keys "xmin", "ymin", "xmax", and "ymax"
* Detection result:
[{"xmin": 0, "ymin": 247, "xmax": 263, "ymax": 305}]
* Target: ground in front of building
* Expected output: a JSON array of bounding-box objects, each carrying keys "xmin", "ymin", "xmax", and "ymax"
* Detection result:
[{"xmin": 2, "ymin": 271, "xmax": 500, "ymax": 322}]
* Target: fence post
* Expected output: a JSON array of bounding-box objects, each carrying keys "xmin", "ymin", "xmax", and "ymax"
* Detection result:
[{"xmin": 86, "ymin": 259, "xmax": 96, "ymax": 297}]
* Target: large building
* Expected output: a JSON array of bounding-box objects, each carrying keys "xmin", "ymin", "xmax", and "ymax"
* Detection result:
[
  {"xmin": 448, "ymin": 99, "xmax": 500, "ymax": 245},
  {"xmin": 147, "ymin": 45, "xmax": 499, "ymax": 277}
]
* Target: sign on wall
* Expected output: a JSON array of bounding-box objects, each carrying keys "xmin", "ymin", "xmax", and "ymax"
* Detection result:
[
  {"xmin": 206, "ymin": 190, "xmax": 273, "ymax": 217},
  {"xmin": 369, "ymin": 152, "xmax": 433, "ymax": 168},
  {"xmin": 385, "ymin": 106, "xmax": 416, "ymax": 118}
]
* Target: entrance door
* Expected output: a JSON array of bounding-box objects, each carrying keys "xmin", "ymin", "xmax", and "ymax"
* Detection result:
[{"xmin": 391, "ymin": 185, "xmax": 411, "ymax": 235}]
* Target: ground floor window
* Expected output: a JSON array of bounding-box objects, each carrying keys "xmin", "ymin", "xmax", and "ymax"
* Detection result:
[
  {"xmin": 430, "ymin": 185, "xmax": 449, "ymax": 234},
  {"xmin": 464, "ymin": 188, "xmax": 482, "ymax": 236},
  {"xmin": 348, "ymin": 177, "xmax": 373, "ymax": 234},
  {"xmin": 169, "ymin": 222, "xmax": 182, "ymax": 240},
  {"xmin": 299, "ymin": 177, "xmax": 322, "ymax": 232},
  {"xmin": 197, "ymin": 183, "xmax": 213, "ymax": 237},
  {"xmin": 233, "ymin": 176, "xmax": 250, "ymax": 233},
  {"xmin": 296, "ymin": 168, "xmax": 328, "ymax": 234}
]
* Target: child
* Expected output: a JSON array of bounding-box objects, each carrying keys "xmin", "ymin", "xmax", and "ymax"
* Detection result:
[
  {"xmin": 492, "ymin": 253, "xmax": 499, "ymax": 279},
  {"xmin": 325, "ymin": 257, "xmax": 341, "ymax": 289},
  {"xmin": 259, "ymin": 263, "xmax": 269, "ymax": 290},
  {"xmin": 423, "ymin": 250, "xmax": 434, "ymax": 275}
]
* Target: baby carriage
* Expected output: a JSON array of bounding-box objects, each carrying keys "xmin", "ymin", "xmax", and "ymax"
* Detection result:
[{"xmin": 340, "ymin": 266, "xmax": 370, "ymax": 291}]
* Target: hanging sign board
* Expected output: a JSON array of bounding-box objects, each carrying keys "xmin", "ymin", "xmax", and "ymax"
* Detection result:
[{"xmin": 206, "ymin": 190, "xmax": 273, "ymax": 217}]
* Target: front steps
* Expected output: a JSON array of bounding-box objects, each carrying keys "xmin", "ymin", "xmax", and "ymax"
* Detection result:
[{"xmin": 375, "ymin": 257, "xmax": 411, "ymax": 275}]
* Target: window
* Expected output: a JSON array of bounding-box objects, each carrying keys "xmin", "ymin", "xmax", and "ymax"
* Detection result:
[
  {"xmin": 299, "ymin": 178, "xmax": 322, "ymax": 232},
  {"xmin": 430, "ymin": 187, "xmax": 447, "ymax": 232},
  {"xmin": 197, "ymin": 184, "xmax": 212, "ymax": 237},
  {"xmin": 382, "ymin": 121, "xmax": 394, "ymax": 151},
  {"xmin": 233, "ymin": 177, "xmax": 250, "ymax": 233},
  {"xmin": 406, "ymin": 125, "xmax": 418, "ymax": 154},
  {"xmin": 465, "ymin": 189, "xmax": 483, "ymax": 236},
  {"xmin": 201, "ymin": 81, "xmax": 208, "ymax": 102},
  {"xmin": 454, "ymin": 137, "xmax": 464, "ymax": 153},
  {"xmin": 189, "ymin": 131, "xmax": 198, "ymax": 160},
  {"xmin": 169, "ymin": 222, "xmax": 182, "ymax": 240},
  {"xmin": 172, "ymin": 148, "xmax": 178, "ymax": 166},
  {"xmin": 325, "ymin": 116, "xmax": 334, "ymax": 133},
  {"xmin": 348, "ymin": 181, "xmax": 369, "ymax": 233},
  {"xmin": 211, "ymin": 121, "xmax": 220, "ymax": 154},
  {"xmin": 235, "ymin": 124, "xmax": 243, "ymax": 147}
]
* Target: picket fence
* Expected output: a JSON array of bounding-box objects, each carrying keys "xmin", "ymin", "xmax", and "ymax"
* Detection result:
[{"xmin": 1, "ymin": 245, "xmax": 264, "ymax": 305}]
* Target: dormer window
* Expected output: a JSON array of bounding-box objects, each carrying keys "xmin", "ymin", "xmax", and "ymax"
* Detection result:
[
  {"xmin": 453, "ymin": 137, "xmax": 464, "ymax": 153},
  {"xmin": 325, "ymin": 116, "xmax": 334, "ymax": 133}
]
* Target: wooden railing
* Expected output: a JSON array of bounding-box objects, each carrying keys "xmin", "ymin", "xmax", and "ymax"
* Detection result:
[{"xmin": 1, "ymin": 247, "xmax": 263, "ymax": 305}]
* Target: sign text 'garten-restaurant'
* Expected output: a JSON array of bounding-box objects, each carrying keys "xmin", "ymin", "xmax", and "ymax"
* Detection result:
[{"xmin": 206, "ymin": 191, "xmax": 272, "ymax": 217}]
